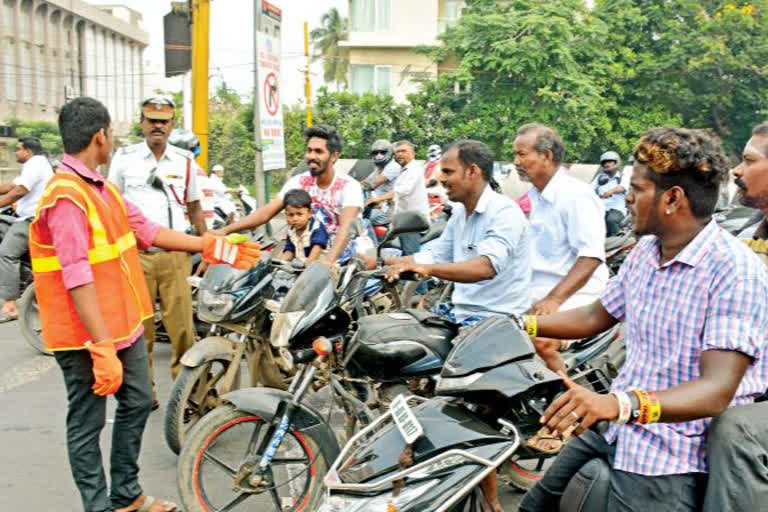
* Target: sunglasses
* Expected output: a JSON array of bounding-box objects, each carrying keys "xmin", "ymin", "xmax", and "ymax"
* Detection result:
[{"xmin": 371, "ymin": 150, "xmax": 388, "ymax": 156}]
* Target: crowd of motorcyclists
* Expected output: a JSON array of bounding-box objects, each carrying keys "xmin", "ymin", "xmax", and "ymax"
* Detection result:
[{"xmin": 2, "ymin": 92, "xmax": 768, "ymax": 511}]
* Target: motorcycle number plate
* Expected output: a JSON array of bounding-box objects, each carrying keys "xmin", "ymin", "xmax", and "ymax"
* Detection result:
[{"xmin": 390, "ymin": 394, "xmax": 424, "ymax": 444}]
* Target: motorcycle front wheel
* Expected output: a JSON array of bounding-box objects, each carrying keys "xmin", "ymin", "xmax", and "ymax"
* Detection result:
[
  {"xmin": 178, "ymin": 404, "xmax": 328, "ymax": 512},
  {"xmin": 164, "ymin": 359, "xmax": 242, "ymax": 454}
]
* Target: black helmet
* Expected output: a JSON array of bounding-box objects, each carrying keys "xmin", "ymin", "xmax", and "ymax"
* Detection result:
[{"xmin": 370, "ymin": 139, "xmax": 393, "ymax": 167}]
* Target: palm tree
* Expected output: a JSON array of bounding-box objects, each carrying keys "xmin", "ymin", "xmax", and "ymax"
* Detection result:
[{"xmin": 310, "ymin": 8, "xmax": 349, "ymax": 91}]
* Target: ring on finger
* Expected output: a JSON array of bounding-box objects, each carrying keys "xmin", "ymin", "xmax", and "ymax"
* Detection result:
[{"xmin": 570, "ymin": 411, "xmax": 579, "ymax": 420}]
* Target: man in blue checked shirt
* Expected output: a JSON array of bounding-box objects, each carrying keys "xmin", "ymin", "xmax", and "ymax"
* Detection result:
[
  {"xmin": 384, "ymin": 139, "xmax": 532, "ymax": 322},
  {"xmin": 519, "ymin": 127, "xmax": 768, "ymax": 512}
]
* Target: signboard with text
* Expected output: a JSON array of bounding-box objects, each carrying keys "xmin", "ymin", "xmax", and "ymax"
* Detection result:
[{"xmin": 256, "ymin": 0, "xmax": 285, "ymax": 171}]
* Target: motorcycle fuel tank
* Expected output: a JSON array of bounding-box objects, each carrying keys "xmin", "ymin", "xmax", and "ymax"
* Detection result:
[{"xmin": 442, "ymin": 316, "xmax": 534, "ymax": 378}]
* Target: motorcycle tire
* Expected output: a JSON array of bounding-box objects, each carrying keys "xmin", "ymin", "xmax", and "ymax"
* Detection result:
[
  {"xmin": 18, "ymin": 284, "xmax": 52, "ymax": 356},
  {"xmin": 178, "ymin": 404, "xmax": 328, "ymax": 512},
  {"xmin": 501, "ymin": 458, "xmax": 547, "ymax": 492},
  {"xmin": 164, "ymin": 360, "xmax": 242, "ymax": 454}
]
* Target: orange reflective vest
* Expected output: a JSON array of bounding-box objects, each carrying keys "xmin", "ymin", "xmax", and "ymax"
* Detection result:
[{"xmin": 29, "ymin": 172, "xmax": 153, "ymax": 351}]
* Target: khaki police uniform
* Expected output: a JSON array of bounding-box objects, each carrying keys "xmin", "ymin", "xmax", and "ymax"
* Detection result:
[{"xmin": 108, "ymin": 141, "xmax": 203, "ymax": 397}]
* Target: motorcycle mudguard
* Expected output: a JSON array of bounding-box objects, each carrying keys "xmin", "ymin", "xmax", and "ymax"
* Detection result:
[
  {"xmin": 179, "ymin": 336, "xmax": 237, "ymax": 367},
  {"xmin": 222, "ymin": 387, "xmax": 341, "ymax": 467},
  {"xmin": 559, "ymin": 458, "xmax": 611, "ymax": 512}
]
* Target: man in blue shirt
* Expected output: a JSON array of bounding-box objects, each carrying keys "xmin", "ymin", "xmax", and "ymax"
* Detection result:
[{"xmin": 386, "ymin": 139, "xmax": 532, "ymax": 322}]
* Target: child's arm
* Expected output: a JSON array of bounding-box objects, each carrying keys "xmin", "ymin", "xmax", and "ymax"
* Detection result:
[{"xmin": 305, "ymin": 245, "xmax": 323, "ymax": 265}]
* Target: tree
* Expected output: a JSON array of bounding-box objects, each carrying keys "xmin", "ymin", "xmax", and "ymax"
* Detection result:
[
  {"xmin": 311, "ymin": 8, "xmax": 349, "ymax": 91},
  {"xmin": 593, "ymin": 0, "xmax": 768, "ymax": 155}
]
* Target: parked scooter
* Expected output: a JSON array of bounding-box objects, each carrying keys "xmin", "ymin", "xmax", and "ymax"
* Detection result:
[{"xmin": 319, "ymin": 316, "xmax": 620, "ymax": 511}]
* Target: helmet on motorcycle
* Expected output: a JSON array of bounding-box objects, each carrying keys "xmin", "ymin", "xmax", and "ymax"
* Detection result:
[
  {"xmin": 599, "ymin": 151, "xmax": 621, "ymax": 165},
  {"xmin": 169, "ymin": 129, "xmax": 201, "ymax": 157},
  {"xmin": 370, "ymin": 139, "xmax": 393, "ymax": 166},
  {"xmin": 427, "ymin": 144, "xmax": 442, "ymax": 162}
]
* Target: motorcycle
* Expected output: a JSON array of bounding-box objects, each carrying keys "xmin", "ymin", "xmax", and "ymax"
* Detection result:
[
  {"xmin": 319, "ymin": 316, "xmax": 620, "ymax": 511},
  {"xmin": 1, "ymin": 207, "xmax": 39, "ymax": 354},
  {"xmin": 164, "ymin": 255, "xmax": 301, "ymax": 454},
  {"xmin": 175, "ymin": 213, "xmax": 427, "ymax": 512}
]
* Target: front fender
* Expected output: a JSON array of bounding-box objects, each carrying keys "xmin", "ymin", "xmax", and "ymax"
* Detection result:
[
  {"xmin": 222, "ymin": 387, "xmax": 341, "ymax": 466},
  {"xmin": 180, "ymin": 336, "xmax": 236, "ymax": 367}
]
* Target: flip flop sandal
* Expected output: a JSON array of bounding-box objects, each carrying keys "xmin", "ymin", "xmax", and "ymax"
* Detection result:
[
  {"xmin": 0, "ymin": 311, "xmax": 18, "ymax": 323},
  {"xmin": 115, "ymin": 495, "xmax": 179, "ymax": 512},
  {"xmin": 526, "ymin": 424, "xmax": 579, "ymax": 455}
]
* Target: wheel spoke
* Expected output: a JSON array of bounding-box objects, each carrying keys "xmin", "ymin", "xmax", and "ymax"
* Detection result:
[
  {"xmin": 202, "ymin": 450, "xmax": 237, "ymax": 477},
  {"xmin": 245, "ymin": 421, "xmax": 264, "ymax": 458},
  {"xmin": 216, "ymin": 491, "xmax": 252, "ymax": 512},
  {"xmin": 270, "ymin": 457, "xmax": 310, "ymax": 466},
  {"xmin": 267, "ymin": 485, "xmax": 283, "ymax": 510}
]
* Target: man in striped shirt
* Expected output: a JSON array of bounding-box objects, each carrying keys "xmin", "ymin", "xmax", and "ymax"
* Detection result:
[{"xmin": 520, "ymin": 127, "xmax": 768, "ymax": 511}]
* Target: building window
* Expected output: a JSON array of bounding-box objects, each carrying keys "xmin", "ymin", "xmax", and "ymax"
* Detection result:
[
  {"xmin": 351, "ymin": 0, "xmax": 390, "ymax": 32},
  {"xmin": 3, "ymin": 1, "xmax": 14, "ymax": 32},
  {"xmin": 351, "ymin": 64, "xmax": 391, "ymax": 95},
  {"xmin": 3, "ymin": 38, "xmax": 16, "ymax": 101},
  {"xmin": 440, "ymin": 0, "xmax": 463, "ymax": 32},
  {"xmin": 21, "ymin": 43, "xmax": 32, "ymax": 103}
]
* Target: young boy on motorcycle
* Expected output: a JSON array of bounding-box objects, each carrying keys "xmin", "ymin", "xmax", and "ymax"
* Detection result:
[
  {"xmin": 518, "ymin": 127, "xmax": 768, "ymax": 512},
  {"xmin": 280, "ymin": 188, "xmax": 329, "ymax": 266}
]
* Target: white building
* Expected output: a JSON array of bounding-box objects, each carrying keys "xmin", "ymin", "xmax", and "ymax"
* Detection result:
[
  {"xmin": 0, "ymin": 0, "xmax": 148, "ymax": 133},
  {"xmin": 340, "ymin": 0, "xmax": 464, "ymax": 102}
]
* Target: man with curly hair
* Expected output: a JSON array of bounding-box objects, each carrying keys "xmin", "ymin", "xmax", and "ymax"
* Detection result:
[
  {"xmin": 701, "ymin": 122, "xmax": 768, "ymax": 511},
  {"xmin": 519, "ymin": 127, "xmax": 768, "ymax": 511}
]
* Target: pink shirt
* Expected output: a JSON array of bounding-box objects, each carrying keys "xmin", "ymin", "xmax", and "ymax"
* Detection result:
[{"xmin": 39, "ymin": 154, "xmax": 161, "ymax": 349}]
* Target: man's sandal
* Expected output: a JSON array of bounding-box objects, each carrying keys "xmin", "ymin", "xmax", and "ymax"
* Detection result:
[
  {"xmin": 114, "ymin": 494, "xmax": 178, "ymax": 512},
  {"xmin": 526, "ymin": 424, "xmax": 578, "ymax": 455}
]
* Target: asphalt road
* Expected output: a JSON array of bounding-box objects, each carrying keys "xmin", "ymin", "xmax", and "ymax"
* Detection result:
[{"xmin": 0, "ymin": 321, "xmax": 527, "ymax": 511}]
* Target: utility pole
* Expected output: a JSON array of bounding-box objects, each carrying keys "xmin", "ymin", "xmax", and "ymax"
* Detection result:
[
  {"xmin": 191, "ymin": 0, "xmax": 210, "ymax": 171},
  {"xmin": 304, "ymin": 21, "xmax": 312, "ymax": 128}
]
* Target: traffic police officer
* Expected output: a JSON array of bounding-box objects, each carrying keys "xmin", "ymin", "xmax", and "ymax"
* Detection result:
[{"xmin": 108, "ymin": 96, "xmax": 206, "ymax": 408}]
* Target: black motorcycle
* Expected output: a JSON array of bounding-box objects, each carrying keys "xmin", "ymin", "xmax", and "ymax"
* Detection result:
[
  {"xmin": 319, "ymin": 316, "xmax": 620, "ymax": 511},
  {"xmin": 175, "ymin": 213, "xmax": 428, "ymax": 512}
]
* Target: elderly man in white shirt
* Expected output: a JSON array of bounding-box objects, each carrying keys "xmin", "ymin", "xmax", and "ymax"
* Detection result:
[
  {"xmin": 0, "ymin": 137, "xmax": 54, "ymax": 322},
  {"xmin": 514, "ymin": 123, "xmax": 608, "ymax": 370}
]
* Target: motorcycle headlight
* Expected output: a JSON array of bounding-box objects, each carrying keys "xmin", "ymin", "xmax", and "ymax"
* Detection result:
[
  {"xmin": 197, "ymin": 289, "xmax": 236, "ymax": 323},
  {"xmin": 318, "ymin": 480, "xmax": 439, "ymax": 512},
  {"xmin": 269, "ymin": 310, "xmax": 305, "ymax": 347}
]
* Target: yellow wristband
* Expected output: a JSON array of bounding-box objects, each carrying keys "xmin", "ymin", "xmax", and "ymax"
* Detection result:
[
  {"xmin": 524, "ymin": 315, "xmax": 537, "ymax": 338},
  {"xmin": 647, "ymin": 392, "xmax": 662, "ymax": 424}
]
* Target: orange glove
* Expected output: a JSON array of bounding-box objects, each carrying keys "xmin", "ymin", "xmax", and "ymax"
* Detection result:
[
  {"xmin": 85, "ymin": 339, "xmax": 123, "ymax": 396},
  {"xmin": 202, "ymin": 233, "xmax": 261, "ymax": 270}
]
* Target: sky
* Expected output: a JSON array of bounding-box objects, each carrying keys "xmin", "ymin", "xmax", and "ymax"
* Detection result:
[{"xmin": 88, "ymin": 0, "xmax": 347, "ymax": 105}]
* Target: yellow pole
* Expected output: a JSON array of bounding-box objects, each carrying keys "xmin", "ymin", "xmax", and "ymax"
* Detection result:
[
  {"xmin": 192, "ymin": 0, "xmax": 210, "ymax": 171},
  {"xmin": 304, "ymin": 21, "xmax": 312, "ymax": 128}
]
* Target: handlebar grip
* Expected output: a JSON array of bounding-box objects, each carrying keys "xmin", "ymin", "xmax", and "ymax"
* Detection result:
[{"xmin": 398, "ymin": 270, "xmax": 422, "ymax": 281}]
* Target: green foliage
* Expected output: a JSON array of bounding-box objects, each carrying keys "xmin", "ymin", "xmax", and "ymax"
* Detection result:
[
  {"xmin": 311, "ymin": 8, "xmax": 349, "ymax": 91},
  {"xmin": 6, "ymin": 118, "xmax": 63, "ymax": 158}
]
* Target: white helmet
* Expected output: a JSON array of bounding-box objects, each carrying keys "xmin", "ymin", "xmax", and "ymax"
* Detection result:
[
  {"xmin": 427, "ymin": 144, "xmax": 442, "ymax": 162},
  {"xmin": 212, "ymin": 164, "xmax": 224, "ymax": 172}
]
